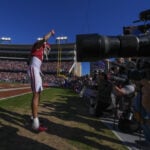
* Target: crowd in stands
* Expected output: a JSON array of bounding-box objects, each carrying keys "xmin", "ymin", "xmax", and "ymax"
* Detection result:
[
  {"xmin": 0, "ymin": 60, "xmax": 73, "ymax": 73},
  {"xmin": 0, "ymin": 72, "xmax": 27, "ymax": 83},
  {"xmin": 0, "ymin": 60, "xmax": 28, "ymax": 71},
  {"xmin": 0, "ymin": 59, "xmax": 73, "ymax": 84}
]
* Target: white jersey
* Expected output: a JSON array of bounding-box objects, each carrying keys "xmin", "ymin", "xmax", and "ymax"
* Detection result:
[
  {"xmin": 30, "ymin": 56, "xmax": 42, "ymax": 70},
  {"xmin": 28, "ymin": 56, "xmax": 43, "ymax": 92}
]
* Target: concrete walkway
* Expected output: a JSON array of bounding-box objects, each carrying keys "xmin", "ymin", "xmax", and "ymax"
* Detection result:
[{"xmin": 100, "ymin": 115, "xmax": 145, "ymax": 150}]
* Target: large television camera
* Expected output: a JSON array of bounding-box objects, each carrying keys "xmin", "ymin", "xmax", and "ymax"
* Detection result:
[
  {"xmin": 76, "ymin": 9, "xmax": 150, "ymax": 62},
  {"xmin": 76, "ymin": 32, "xmax": 150, "ymax": 62},
  {"xmin": 76, "ymin": 9, "xmax": 150, "ymax": 80}
]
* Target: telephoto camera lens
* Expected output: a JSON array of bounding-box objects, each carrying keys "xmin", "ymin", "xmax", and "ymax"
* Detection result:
[{"xmin": 76, "ymin": 33, "xmax": 150, "ymax": 62}]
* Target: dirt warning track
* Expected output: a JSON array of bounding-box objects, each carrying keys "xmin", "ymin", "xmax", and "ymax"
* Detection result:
[{"xmin": 0, "ymin": 83, "xmax": 31, "ymax": 99}]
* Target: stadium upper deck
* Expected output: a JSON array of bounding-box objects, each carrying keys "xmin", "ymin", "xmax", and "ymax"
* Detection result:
[{"xmin": 0, "ymin": 43, "xmax": 76, "ymax": 61}]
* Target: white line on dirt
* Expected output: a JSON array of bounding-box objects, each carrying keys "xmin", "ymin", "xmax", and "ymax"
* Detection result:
[
  {"xmin": 0, "ymin": 87, "xmax": 30, "ymax": 92},
  {"xmin": 0, "ymin": 91, "xmax": 31, "ymax": 101}
]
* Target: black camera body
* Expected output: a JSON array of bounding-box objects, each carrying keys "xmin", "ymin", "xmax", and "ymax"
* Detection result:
[
  {"xmin": 128, "ymin": 58, "xmax": 150, "ymax": 80},
  {"xmin": 109, "ymin": 75, "xmax": 128, "ymax": 86},
  {"xmin": 76, "ymin": 9, "xmax": 150, "ymax": 81},
  {"xmin": 76, "ymin": 9, "xmax": 150, "ymax": 62},
  {"xmin": 76, "ymin": 33, "xmax": 150, "ymax": 62}
]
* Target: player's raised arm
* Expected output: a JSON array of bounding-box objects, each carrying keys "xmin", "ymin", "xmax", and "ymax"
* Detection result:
[
  {"xmin": 43, "ymin": 29, "xmax": 55, "ymax": 41},
  {"xmin": 33, "ymin": 29, "xmax": 55, "ymax": 49}
]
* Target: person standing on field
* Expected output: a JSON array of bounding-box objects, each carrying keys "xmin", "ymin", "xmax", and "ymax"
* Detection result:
[{"xmin": 28, "ymin": 29, "xmax": 55, "ymax": 132}]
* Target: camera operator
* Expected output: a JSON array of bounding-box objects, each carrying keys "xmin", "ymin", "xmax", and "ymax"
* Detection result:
[
  {"xmin": 113, "ymin": 79, "xmax": 135, "ymax": 115},
  {"xmin": 110, "ymin": 65, "xmax": 136, "ymax": 117},
  {"xmin": 95, "ymin": 70, "xmax": 113, "ymax": 117},
  {"xmin": 113, "ymin": 78, "xmax": 135, "ymax": 102}
]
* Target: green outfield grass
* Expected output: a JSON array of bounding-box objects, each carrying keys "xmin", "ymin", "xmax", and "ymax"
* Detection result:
[{"xmin": 0, "ymin": 87, "xmax": 128, "ymax": 150}]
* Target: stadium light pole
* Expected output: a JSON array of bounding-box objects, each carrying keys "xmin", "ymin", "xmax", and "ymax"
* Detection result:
[
  {"xmin": 56, "ymin": 36, "xmax": 68, "ymax": 44},
  {"xmin": 37, "ymin": 37, "xmax": 43, "ymax": 41},
  {"xmin": 56, "ymin": 36, "xmax": 68, "ymax": 76},
  {"xmin": 0, "ymin": 37, "xmax": 11, "ymax": 43}
]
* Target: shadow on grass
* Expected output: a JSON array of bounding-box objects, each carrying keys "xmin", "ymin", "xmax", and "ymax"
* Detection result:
[
  {"xmin": 41, "ymin": 95, "xmax": 104, "ymax": 131},
  {"xmin": 40, "ymin": 118, "xmax": 125, "ymax": 150},
  {"xmin": 0, "ymin": 108, "xmax": 56, "ymax": 150},
  {"xmin": 0, "ymin": 91, "xmax": 127, "ymax": 150},
  {"xmin": 40, "ymin": 94, "xmax": 127, "ymax": 150}
]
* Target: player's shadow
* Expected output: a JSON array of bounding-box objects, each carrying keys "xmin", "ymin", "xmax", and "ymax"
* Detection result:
[
  {"xmin": 0, "ymin": 107, "xmax": 57, "ymax": 150},
  {"xmin": 0, "ymin": 123, "xmax": 56, "ymax": 150},
  {"xmin": 0, "ymin": 107, "xmax": 29, "ymax": 127}
]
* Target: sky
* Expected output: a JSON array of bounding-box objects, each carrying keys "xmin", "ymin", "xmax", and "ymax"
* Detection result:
[{"xmin": 0, "ymin": 0, "xmax": 150, "ymax": 75}]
